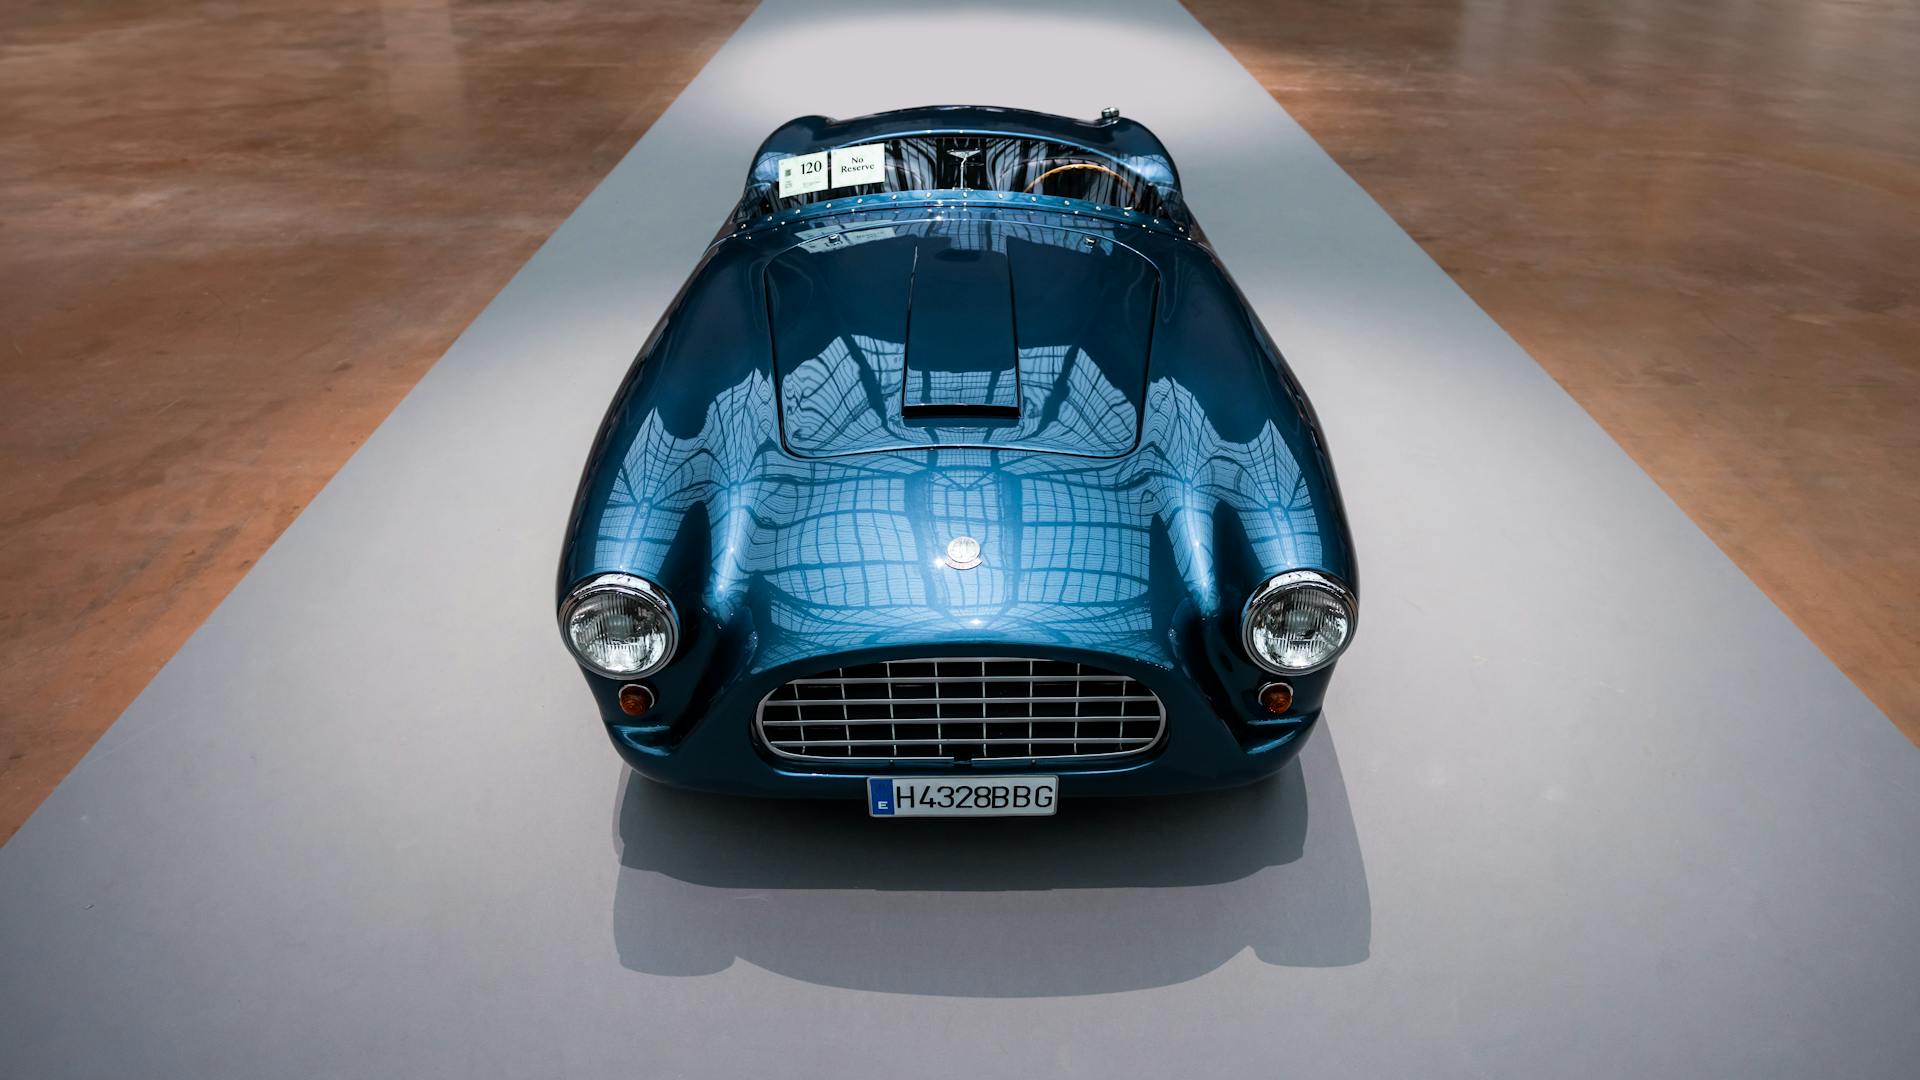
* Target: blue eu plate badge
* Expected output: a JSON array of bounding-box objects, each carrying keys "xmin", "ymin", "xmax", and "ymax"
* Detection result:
[{"xmin": 868, "ymin": 778, "xmax": 896, "ymax": 816}]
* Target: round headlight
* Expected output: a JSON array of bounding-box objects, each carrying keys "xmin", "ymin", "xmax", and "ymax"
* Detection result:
[
  {"xmin": 1242, "ymin": 570, "xmax": 1356, "ymax": 675},
  {"xmin": 559, "ymin": 573, "xmax": 678, "ymax": 679}
]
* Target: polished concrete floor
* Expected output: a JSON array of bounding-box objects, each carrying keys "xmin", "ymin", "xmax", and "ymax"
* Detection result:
[
  {"xmin": 0, "ymin": 0, "xmax": 757, "ymax": 840},
  {"xmin": 0, "ymin": 0, "xmax": 1915, "ymax": 842},
  {"xmin": 1186, "ymin": 0, "xmax": 1920, "ymax": 737}
]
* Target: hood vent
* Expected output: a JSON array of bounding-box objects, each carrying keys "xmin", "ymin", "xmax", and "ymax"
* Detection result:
[
  {"xmin": 766, "ymin": 218, "xmax": 1158, "ymax": 458},
  {"xmin": 902, "ymin": 245, "xmax": 1021, "ymax": 421}
]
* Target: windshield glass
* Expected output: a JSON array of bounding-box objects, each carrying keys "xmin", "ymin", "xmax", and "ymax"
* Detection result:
[{"xmin": 748, "ymin": 134, "xmax": 1175, "ymax": 221}]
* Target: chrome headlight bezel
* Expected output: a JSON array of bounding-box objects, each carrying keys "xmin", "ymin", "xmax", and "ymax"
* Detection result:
[
  {"xmin": 558, "ymin": 573, "xmax": 679, "ymax": 680},
  {"xmin": 1241, "ymin": 570, "xmax": 1358, "ymax": 676}
]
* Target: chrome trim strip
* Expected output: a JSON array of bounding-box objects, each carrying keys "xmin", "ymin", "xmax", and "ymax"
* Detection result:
[{"xmin": 753, "ymin": 657, "xmax": 1168, "ymax": 765}]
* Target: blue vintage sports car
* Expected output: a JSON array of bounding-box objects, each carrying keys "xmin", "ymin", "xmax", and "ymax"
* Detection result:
[{"xmin": 557, "ymin": 106, "xmax": 1357, "ymax": 815}]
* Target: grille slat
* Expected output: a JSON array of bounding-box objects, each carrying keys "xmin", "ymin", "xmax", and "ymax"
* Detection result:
[
  {"xmin": 756, "ymin": 656, "xmax": 1166, "ymax": 765},
  {"xmin": 769, "ymin": 738, "xmax": 1149, "ymax": 748},
  {"xmin": 786, "ymin": 675, "xmax": 1140, "ymax": 686},
  {"xmin": 759, "ymin": 715, "xmax": 1151, "ymax": 727},
  {"xmin": 765, "ymin": 695, "xmax": 1156, "ymax": 707}
]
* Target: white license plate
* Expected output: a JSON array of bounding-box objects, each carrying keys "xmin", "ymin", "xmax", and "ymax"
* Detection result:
[{"xmin": 867, "ymin": 776, "xmax": 1058, "ymax": 817}]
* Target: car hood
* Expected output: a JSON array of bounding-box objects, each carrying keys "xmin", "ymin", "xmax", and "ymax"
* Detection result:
[
  {"xmin": 764, "ymin": 217, "xmax": 1160, "ymax": 458},
  {"xmin": 562, "ymin": 204, "xmax": 1354, "ymax": 673}
]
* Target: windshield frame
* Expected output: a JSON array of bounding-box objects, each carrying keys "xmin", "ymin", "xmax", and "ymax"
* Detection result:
[{"xmin": 731, "ymin": 129, "xmax": 1190, "ymax": 233}]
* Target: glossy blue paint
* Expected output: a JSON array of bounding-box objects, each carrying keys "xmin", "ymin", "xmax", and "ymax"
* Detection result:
[
  {"xmin": 766, "ymin": 218, "xmax": 1160, "ymax": 456},
  {"xmin": 557, "ymin": 108, "xmax": 1356, "ymax": 798},
  {"xmin": 900, "ymin": 242, "xmax": 1019, "ymax": 418}
]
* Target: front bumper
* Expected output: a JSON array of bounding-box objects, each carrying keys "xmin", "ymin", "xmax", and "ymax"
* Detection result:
[{"xmin": 588, "ymin": 644, "xmax": 1325, "ymax": 799}]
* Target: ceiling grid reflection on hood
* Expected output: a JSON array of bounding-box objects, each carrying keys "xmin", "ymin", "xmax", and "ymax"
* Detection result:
[{"xmin": 766, "ymin": 217, "xmax": 1160, "ymax": 458}]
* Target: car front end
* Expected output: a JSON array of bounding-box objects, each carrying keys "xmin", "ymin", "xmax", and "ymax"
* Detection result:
[
  {"xmin": 559, "ymin": 560, "xmax": 1355, "ymax": 800},
  {"xmin": 555, "ymin": 105, "xmax": 1358, "ymax": 809}
]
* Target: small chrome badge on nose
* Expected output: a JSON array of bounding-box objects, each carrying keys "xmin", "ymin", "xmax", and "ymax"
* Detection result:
[{"xmin": 945, "ymin": 536, "xmax": 982, "ymax": 570}]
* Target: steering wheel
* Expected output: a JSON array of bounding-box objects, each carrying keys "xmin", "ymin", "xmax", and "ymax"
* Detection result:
[{"xmin": 1022, "ymin": 161, "xmax": 1138, "ymax": 204}]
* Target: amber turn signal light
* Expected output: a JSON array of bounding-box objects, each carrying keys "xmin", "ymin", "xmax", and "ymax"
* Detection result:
[
  {"xmin": 617, "ymin": 683, "xmax": 656, "ymax": 717},
  {"xmin": 1258, "ymin": 681, "xmax": 1294, "ymax": 715}
]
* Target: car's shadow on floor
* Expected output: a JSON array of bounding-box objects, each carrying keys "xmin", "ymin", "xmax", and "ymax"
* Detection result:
[{"xmin": 610, "ymin": 720, "xmax": 1370, "ymax": 996}]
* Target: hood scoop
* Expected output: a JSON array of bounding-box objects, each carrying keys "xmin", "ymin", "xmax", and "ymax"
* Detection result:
[
  {"xmin": 766, "ymin": 218, "xmax": 1159, "ymax": 458},
  {"xmin": 902, "ymin": 246, "xmax": 1020, "ymax": 421}
]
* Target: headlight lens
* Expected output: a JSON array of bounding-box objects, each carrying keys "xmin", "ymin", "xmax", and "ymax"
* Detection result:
[
  {"xmin": 1242, "ymin": 571, "xmax": 1356, "ymax": 675},
  {"xmin": 559, "ymin": 574, "xmax": 678, "ymax": 679}
]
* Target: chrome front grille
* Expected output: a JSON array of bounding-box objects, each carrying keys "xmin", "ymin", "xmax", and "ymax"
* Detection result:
[{"xmin": 756, "ymin": 657, "xmax": 1166, "ymax": 765}]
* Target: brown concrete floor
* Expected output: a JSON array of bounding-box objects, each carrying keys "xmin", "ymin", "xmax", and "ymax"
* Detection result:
[
  {"xmin": 0, "ymin": 0, "xmax": 1915, "ymax": 843},
  {"xmin": 1182, "ymin": 0, "xmax": 1920, "ymax": 735},
  {"xmin": 0, "ymin": 0, "xmax": 757, "ymax": 843}
]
